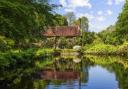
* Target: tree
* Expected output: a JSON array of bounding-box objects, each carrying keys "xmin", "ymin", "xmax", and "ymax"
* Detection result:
[
  {"xmin": 116, "ymin": 0, "xmax": 128, "ymax": 44},
  {"xmin": 98, "ymin": 25, "xmax": 117, "ymax": 45},
  {"xmin": 74, "ymin": 17, "xmax": 89, "ymax": 31},
  {"xmin": 53, "ymin": 14, "xmax": 68, "ymax": 26},
  {"xmin": 0, "ymin": 0, "xmax": 56, "ymax": 48},
  {"xmin": 73, "ymin": 16, "xmax": 94, "ymax": 45},
  {"xmin": 65, "ymin": 12, "xmax": 75, "ymax": 26}
]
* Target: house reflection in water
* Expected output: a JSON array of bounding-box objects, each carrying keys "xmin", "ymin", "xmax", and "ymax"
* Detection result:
[
  {"xmin": 40, "ymin": 71, "xmax": 80, "ymax": 80},
  {"xmin": 36, "ymin": 56, "xmax": 89, "ymax": 89}
]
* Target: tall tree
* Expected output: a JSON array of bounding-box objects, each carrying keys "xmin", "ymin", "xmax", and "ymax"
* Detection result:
[
  {"xmin": 0, "ymin": 0, "xmax": 56, "ymax": 47},
  {"xmin": 98, "ymin": 25, "xmax": 117, "ymax": 45},
  {"xmin": 53, "ymin": 14, "xmax": 68, "ymax": 26},
  {"xmin": 116, "ymin": 0, "xmax": 128, "ymax": 44},
  {"xmin": 65, "ymin": 12, "xmax": 75, "ymax": 26},
  {"xmin": 74, "ymin": 16, "xmax": 89, "ymax": 31}
]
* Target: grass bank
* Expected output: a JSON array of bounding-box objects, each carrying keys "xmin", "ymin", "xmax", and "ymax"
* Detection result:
[{"xmin": 84, "ymin": 42, "xmax": 128, "ymax": 56}]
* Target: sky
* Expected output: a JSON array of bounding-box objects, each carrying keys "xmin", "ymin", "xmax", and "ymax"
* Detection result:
[{"xmin": 50, "ymin": 0, "xmax": 125, "ymax": 32}]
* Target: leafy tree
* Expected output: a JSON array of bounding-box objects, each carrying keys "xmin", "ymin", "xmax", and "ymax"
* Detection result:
[
  {"xmin": 74, "ymin": 16, "xmax": 90, "ymax": 45},
  {"xmin": 98, "ymin": 25, "xmax": 117, "ymax": 45},
  {"xmin": 83, "ymin": 32, "xmax": 95, "ymax": 44},
  {"xmin": 53, "ymin": 14, "xmax": 68, "ymax": 26},
  {"xmin": 65, "ymin": 12, "xmax": 75, "ymax": 26},
  {"xmin": 116, "ymin": 0, "xmax": 128, "ymax": 44},
  {"xmin": 0, "ymin": 0, "xmax": 57, "ymax": 48},
  {"xmin": 74, "ymin": 16, "xmax": 89, "ymax": 31},
  {"xmin": 0, "ymin": 35, "xmax": 14, "ymax": 51}
]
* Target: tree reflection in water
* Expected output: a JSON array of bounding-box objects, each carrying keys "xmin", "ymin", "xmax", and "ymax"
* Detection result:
[
  {"xmin": 0, "ymin": 55, "xmax": 128, "ymax": 89},
  {"xmin": 35, "ymin": 56, "xmax": 89, "ymax": 89}
]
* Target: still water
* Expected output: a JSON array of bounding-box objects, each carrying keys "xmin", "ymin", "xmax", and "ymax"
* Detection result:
[{"xmin": 0, "ymin": 55, "xmax": 128, "ymax": 89}]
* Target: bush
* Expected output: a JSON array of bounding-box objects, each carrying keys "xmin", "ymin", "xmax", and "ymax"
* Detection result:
[
  {"xmin": 85, "ymin": 43, "xmax": 118, "ymax": 55},
  {"xmin": 0, "ymin": 36, "xmax": 14, "ymax": 52},
  {"xmin": 118, "ymin": 42, "xmax": 128, "ymax": 56}
]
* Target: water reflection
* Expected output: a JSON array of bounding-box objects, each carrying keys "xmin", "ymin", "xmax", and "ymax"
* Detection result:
[
  {"xmin": 35, "ymin": 56, "xmax": 88, "ymax": 89},
  {"xmin": 0, "ymin": 54, "xmax": 128, "ymax": 89},
  {"xmin": 42, "ymin": 71, "xmax": 80, "ymax": 80}
]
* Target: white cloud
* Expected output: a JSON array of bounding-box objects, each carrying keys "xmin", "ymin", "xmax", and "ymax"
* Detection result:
[
  {"xmin": 68, "ymin": 0, "xmax": 92, "ymax": 8},
  {"xmin": 76, "ymin": 13, "xmax": 95, "ymax": 21},
  {"xmin": 97, "ymin": 11, "xmax": 103, "ymax": 15},
  {"xmin": 90, "ymin": 11, "xmax": 94, "ymax": 14},
  {"xmin": 115, "ymin": 0, "xmax": 125, "ymax": 5},
  {"xmin": 76, "ymin": 12, "xmax": 107, "ymax": 22},
  {"xmin": 107, "ymin": 0, "xmax": 113, "ymax": 5},
  {"xmin": 59, "ymin": 0, "xmax": 92, "ymax": 12},
  {"xmin": 64, "ymin": 8, "xmax": 75, "ymax": 12},
  {"xmin": 107, "ymin": 10, "xmax": 113, "ymax": 15},
  {"xmin": 89, "ymin": 23, "xmax": 103, "ymax": 32},
  {"xmin": 107, "ymin": 0, "xmax": 125, "ymax": 5},
  {"xmin": 96, "ymin": 16, "xmax": 106, "ymax": 22},
  {"xmin": 75, "ymin": 12, "xmax": 107, "ymax": 32},
  {"xmin": 59, "ymin": 0, "xmax": 67, "ymax": 7}
]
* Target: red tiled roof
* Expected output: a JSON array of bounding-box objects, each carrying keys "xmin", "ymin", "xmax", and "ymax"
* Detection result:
[{"xmin": 42, "ymin": 26, "xmax": 80, "ymax": 37}]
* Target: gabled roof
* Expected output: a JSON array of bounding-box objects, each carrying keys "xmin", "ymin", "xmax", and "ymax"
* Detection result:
[{"xmin": 42, "ymin": 26, "xmax": 80, "ymax": 37}]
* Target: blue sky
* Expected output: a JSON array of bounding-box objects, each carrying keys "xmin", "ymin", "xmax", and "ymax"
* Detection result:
[{"xmin": 50, "ymin": 0, "xmax": 125, "ymax": 32}]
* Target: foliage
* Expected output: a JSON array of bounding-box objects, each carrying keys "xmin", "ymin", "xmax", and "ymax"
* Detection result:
[
  {"xmin": 85, "ymin": 43, "xmax": 118, "ymax": 54},
  {"xmin": 98, "ymin": 25, "xmax": 118, "ymax": 45},
  {"xmin": 53, "ymin": 14, "xmax": 68, "ymax": 26},
  {"xmin": 82, "ymin": 31, "xmax": 95, "ymax": 45},
  {"xmin": 0, "ymin": 48, "xmax": 54, "ymax": 68},
  {"xmin": 74, "ymin": 16, "xmax": 89, "ymax": 31},
  {"xmin": 0, "ymin": 49, "xmax": 35, "ymax": 68},
  {"xmin": 35, "ymin": 48, "xmax": 53, "ymax": 56},
  {"xmin": 73, "ymin": 16, "xmax": 94, "ymax": 46},
  {"xmin": 0, "ymin": 35, "xmax": 14, "ymax": 51},
  {"xmin": 65, "ymin": 12, "xmax": 76, "ymax": 26},
  {"xmin": 118, "ymin": 42, "xmax": 128, "ymax": 56},
  {"xmin": 0, "ymin": 0, "xmax": 61, "ymax": 48},
  {"xmin": 85, "ymin": 42, "xmax": 128, "ymax": 56},
  {"xmin": 85, "ymin": 55, "xmax": 118, "ymax": 65},
  {"xmin": 115, "ymin": 0, "xmax": 128, "ymax": 44},
  {"xmin": 99, "ymin": 0, "xmax": 128, "ymax": 45}
]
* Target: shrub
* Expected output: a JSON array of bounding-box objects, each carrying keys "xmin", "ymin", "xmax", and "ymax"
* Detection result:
[
  {"xmin": 85, "ymin": 43, "xmax": 118, "ymax": 54},
  {"xmin": 0, "ymin": 36, "xmax": 14, "ymax": 52},
  {"xmin": 118, "ymin": 42, "xmax": 128, "ymax": 56}
]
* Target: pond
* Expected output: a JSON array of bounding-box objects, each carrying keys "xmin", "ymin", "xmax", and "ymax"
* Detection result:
[{"xmin": 0, "ymin": 55, "xmax": 128, "ymax": 89}]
